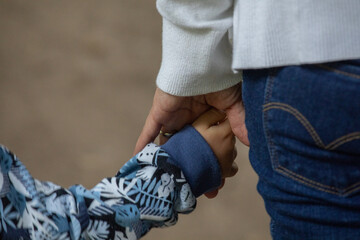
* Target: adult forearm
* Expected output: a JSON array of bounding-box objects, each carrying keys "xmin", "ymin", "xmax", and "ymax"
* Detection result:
[{"xmin": 156, "ymin": 0, "xmax": 241, "ymax": 96}]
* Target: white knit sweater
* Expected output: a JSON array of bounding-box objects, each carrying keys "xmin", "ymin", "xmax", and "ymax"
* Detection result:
[{"xmin": 156, "ymin": 0, "xmax": 360, "ymax": 96}]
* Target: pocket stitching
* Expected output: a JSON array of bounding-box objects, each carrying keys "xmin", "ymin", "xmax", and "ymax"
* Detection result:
[
  {"xmin": 327, "ymin": 132, "xmax": 360, "ymax": 150},
  {"xmin": 317, "ymin": 64, "xmax": 360, "ymax": 79},
  {"xmin": 263, "ymin": 72, "xmax": 278, "ymax": 167},
  {"xmin": 263, "ymin": 99, "xmax": 360, "ymax": 195},
  {"xmin": 277, "ymin": 166, "xmax": 360, "ymax": 196},
  {"xmin": 263, "ymin": 103, "xmax": 325, "ymax": 148},
  {"xmin": 263, "ymin": 103, "xmax": 360, "ymax": 150}
]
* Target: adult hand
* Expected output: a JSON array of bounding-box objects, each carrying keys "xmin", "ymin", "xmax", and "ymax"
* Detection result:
[
  {"xmin": 134, "ymin": 88, "xmax": 211, "ymax": 154},
  {"xmin": 134, "ymin": 84, "xmax": 248, "ymax": 154},
  {"xmin": 205, "ymin": 85, "xmax": 249, "ymax": 147},
  {"xmin": 134, "ymin": 84, "xmax": 249, "ymax": 198}
]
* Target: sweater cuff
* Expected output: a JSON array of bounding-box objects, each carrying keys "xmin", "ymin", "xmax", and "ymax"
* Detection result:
[
  {"xmin": 156, "ymin": 18, "xmax": 242, "ymax": 96},
  {"xmin": 161, "ymin": 125, "xmax": 222, "ymax": 197}
]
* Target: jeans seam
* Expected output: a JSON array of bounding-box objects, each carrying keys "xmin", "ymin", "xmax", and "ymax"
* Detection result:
[
  {"xmin": 263, "ymin": 103, "xmax": 360, "ymax": 150},
  {"xmin": 327, "ymin": 132, "xmax": 360, "ymax": 150},
  {"xmin": 277, "ymin": 166, "xmax": 360, "ymax": 196},
  {"xmin": 263, "ymin": 70, "xmax": 278, "ymax": 169},
  {"xmin": 263, "ymin": 103, "xmax": 325, "ymax": 148},
  {"xmin": 262, "ymin": 74, "xmax": 360, "ymax": 196},
  {"xmin": 317, "ymin": 64, "xmax": 360, "ymax": 79}
]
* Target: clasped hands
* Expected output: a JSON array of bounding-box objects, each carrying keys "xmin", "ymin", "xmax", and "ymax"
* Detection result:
[{"xmin": 134, "ymin": 84, "xmax": 249, "ymax": 198}]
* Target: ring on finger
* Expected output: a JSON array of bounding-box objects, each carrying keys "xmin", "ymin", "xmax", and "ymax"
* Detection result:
[{"xmin": 159, "ymin": 130, "xmax": 176, "ymax": 138}]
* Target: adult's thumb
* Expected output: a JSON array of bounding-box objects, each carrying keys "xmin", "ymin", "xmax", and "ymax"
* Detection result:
[{"xmin": 226, "ymin": 101, "xmax": 250, "ymax": 146}]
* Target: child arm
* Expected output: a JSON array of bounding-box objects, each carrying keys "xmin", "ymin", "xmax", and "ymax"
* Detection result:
[
  {"xmin": 0, "ymin": 122, "xmax": 225, "ymax": 240},
  {"xmin": 0, "ymin": 143, "xmax": 198, "ymax": 239},
  {"xmin": 0, "ymin": 109, "xmax": 236, "ymax": 240}
]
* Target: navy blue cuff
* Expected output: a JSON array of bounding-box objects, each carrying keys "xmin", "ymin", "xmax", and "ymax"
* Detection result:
[{"xmin": 161, "ymin": 125, "xmax": 222, "ymax": 197}]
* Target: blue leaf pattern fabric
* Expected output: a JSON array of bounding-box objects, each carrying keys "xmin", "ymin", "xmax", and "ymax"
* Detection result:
[{"xmin": 0, "ymin": 143, "xmax": 196, "ymax": 239}]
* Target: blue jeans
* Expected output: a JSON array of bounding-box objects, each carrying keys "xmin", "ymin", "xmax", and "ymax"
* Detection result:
[{"xmin": 242, "ymin": 60, "xmax": 360, "ymax": 240}]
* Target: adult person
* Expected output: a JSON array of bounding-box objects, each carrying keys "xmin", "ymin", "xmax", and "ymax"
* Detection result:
[{"xmin": 135, "ymin": 0, "xmax": 360, "ymax": 239}]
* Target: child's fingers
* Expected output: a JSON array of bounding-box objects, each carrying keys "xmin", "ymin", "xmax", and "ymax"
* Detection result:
[
  {"xmin": 212, "ymin": 118, "xmax": 233, "ymax": 137},
  {"xmin": 229, "ymin": 162, "xmax": 238, "ymax": 177},
  {"xmin": 193, "ymin": 108, "xmax": 226, "ymax": 131},
  {"xmin": 204, "ymin": 189, "xmax": 219, "ymax": 199},
  {"xmin": 223, "ymin": 161, "xmax": 238, "ymax": 178},
  {"xmin": 204, "ymin": 179, "xmax": 225, "ymax": 199},
  {"xmin": 219, "ymin": 179, "xmax": 226, "ymax": 189}
]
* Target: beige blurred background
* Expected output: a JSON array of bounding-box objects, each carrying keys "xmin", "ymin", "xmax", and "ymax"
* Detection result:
[{"xmin": 0, "ymin": 1, "xmax": 270, "ymax": 239}]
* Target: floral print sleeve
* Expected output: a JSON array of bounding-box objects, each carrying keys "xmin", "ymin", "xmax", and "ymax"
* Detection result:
[{"xmin": 0, "ymin": 143, "xmax": 196, "ymax": 240}]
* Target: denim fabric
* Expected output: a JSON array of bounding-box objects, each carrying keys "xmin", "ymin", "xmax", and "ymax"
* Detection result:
[{"xmin": 242, "ymin": 60, "xmax": 360, "ymax": 240}]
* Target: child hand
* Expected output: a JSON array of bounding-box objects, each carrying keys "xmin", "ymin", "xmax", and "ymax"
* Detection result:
[{"xmin": 192, "ymin": 109, "xmax": 238, "ymax": 180}]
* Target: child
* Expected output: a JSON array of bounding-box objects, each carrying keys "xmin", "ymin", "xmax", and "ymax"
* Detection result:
[{"xmin": 0, "ymin": 109, "xmax": 237, "ymax": 240}]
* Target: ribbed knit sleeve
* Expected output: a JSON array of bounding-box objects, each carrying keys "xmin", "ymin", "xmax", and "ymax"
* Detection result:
[{"xmin": 156, "ymin": 0, "xmax": 242, "ymax": 96}]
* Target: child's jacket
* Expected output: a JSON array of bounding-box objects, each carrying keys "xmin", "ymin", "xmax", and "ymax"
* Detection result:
[{"xmin": 0, "ymin": 126, "xmax": 221, "ymax": 239}]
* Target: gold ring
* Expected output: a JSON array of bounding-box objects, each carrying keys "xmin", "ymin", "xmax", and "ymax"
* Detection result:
[{"xmin": 159, "ymin": 130, "xmax": 175, "ymax": 138}]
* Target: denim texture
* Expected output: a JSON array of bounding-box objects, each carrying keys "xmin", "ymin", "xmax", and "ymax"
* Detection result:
[{"xmin": 243, "ymin": 60, "xmax": 360, "ymax": 239}]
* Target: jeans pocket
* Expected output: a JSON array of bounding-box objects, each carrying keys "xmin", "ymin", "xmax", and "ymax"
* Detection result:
[
  {"xmin": 263, "ymin": 63, "xmax": 360, "ymax": 196},
  {"xmin": 317, "ymin": 59, "xmax": 360, "ymax": 81}
]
